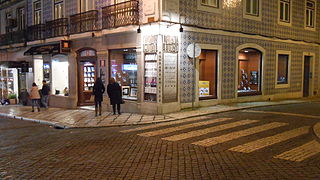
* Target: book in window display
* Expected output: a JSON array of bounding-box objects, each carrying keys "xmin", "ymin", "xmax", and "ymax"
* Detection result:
[{"xmin": 144, "ymin": 53, "xmax": 157, "ymax": 102}]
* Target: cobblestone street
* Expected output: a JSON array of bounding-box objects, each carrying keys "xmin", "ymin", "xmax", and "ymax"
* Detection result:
[{"xmin": 1, "ymin": 103, "xmax": 320, "ymax": 179}]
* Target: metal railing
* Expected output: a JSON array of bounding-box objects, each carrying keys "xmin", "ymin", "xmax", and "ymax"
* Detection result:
[
  {"xmin": 26, "ymin": 24, "xmax": 45, "ymax": 41},
  {"xmin": 46, "ymin": 18, "xmax": 69, "ymax": 38},
  {"xmin": 0, "ymin": 30, "xmax": 26, "ymax": 46},
  {"xmin": 70, "ymin": 10, "xmax": 98, "ymax": 34},
  {"xmin": 102, "ymin": 0, "xmax": 139, "ymax": 29}
]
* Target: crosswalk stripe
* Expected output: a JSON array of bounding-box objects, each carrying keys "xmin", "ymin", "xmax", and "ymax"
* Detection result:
[
  {"xmin": 229, "ymin": 126, "xmax": 310, "ymax": 153},
  {"xmin": 120, "ymin": 116, "xmax": 230, "ymax": 133},
  {"xmin": 162, "ymin": 119, "xmax": 259, "ymax": 141},
  {"xmin": 137, "ymin": 118, "xmax": 233, "ymax": 137},
  {"xmin": 274, "ymin": 140, "xmax": 320, "ymax": 162},
  {"xmin": 191, "ymin": 122, "xmax": 288, "ymax": 147}
]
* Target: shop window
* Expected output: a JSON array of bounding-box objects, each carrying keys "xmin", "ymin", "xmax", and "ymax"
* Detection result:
[
  {"xmin": 199, "ymin": 50, "xmax": 217, "ymax": 100},
  {"xmin": 110, "ymin": 49, "xmax": 138, "ymax": 100},
  {"xmin": 52, "ymin": 55, "xmax": 68, "ymax": 95},
  {"xmin": 276, "ymin": 53, "xmax": 290, "ymax": 86},
  {"xmin": 238, "ymin": 48, "xmax": 262, "ymax": 96}
]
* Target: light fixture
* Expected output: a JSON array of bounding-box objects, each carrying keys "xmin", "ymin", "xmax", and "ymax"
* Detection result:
[
  {"xmin": 179, "ymin": 24, "xmax": 183, "ymax": 32},
  {"xmin": 137, "ymin": 25, "xmax": 141, "ymax": 33}
]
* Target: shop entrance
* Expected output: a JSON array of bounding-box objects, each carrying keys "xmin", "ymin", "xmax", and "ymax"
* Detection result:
[
  {"xmin": 238, "ymin": 48, "xmax": 262, "ymax": 96},
  {"xmin": 198, "ymin": 50, "xmax": 218, "ymax": 100},
  {"xmin": 303, "ymin": 56, "xmax": 312, "ymax": 97},
  {"xmin": 77, "ymin": 48, "xmax": 97, "ymax": 106}
]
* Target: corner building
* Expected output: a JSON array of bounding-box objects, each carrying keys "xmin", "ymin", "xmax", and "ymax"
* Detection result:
[{"xmin": 0, "ymin": 0, "xmax": 319, "ymax": 114}]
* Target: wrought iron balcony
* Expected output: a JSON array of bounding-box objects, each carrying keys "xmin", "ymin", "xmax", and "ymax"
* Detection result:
[
  {"xmin": 27, "ymin": 24, "xmax": 45, "ymax": 41},
  {"xmin": 0, "ymin": 30, "xmax": 26, "ymax": 46},
  {"xmin": 102, "ymin": 0, "xmax": 139, "ymax": 29},
  {"xmin": 46, "ymin": 18, "xmax": 69, "ymax": 38},
  {"xmin": 70, "ymin": 10, "xmax": 98, "ymax": 34}
]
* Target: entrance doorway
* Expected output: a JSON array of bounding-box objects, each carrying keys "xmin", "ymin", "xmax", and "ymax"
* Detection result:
[
  {"xmin": 77, "ymin": 48, "xmax": 97, "ymax": 105},
  {"xmin": 238, "ymin": 48, "xmax": 262, "ymax": 96},
  {"xmin": 303, "ymin": 56, "xmax": 312, "ymax": 97},
  {"xmin": 198, "ymin": 50, "xmax": 218, "ymax": 100}
]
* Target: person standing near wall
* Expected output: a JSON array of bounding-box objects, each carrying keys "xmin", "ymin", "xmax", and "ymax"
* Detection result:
[
  {"xmin": 107, "ymin": 78, "xmax": 122, "ymax": 115},
  {"xmin": 30, "ymin": 83, "xmax": 41, "ymax": 112},
  {"xmin": 93, "ymin": 77, "xmax": 105, "ymax": 116},
  {"xmin": 41, "ymin": 80, "xmax": 50, "ymax": 109}
]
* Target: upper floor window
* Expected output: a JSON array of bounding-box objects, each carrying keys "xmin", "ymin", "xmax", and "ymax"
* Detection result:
[
  {"xmin": 201, "ymin": 0, "xmax": 218, "ymax": 8},
  {"xmin": 5, "ymin": 12, "xmax": 12, "ymax": 32},
  {"xmin": 305, "ymin": 0, "xmax": 316, "ymax": 29},
  {"xmin": 80, "ymin": 0, "xmax": 94, "ymax": 12},
  {"xmin": 279, "ymin": 0, "xmax": 290, "ymax": 23},
  {"xmin": 243, "ymin": 0, "xmax": 261, "ymax": 21},
  {"xmin": 17, "ymin": 7, "xmax": 25, "ymax": 30},
  {"xmin": 54, "ymin": 0, "xmax": 64, "ymax": 19},
  {"xmin": 33, "ymin": 0, "xmax": 42, "ymax": 25}
]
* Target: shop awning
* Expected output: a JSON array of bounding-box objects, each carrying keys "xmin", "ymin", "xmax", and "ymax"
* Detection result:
[{"xmin": 24, "ymin": 43, "xmax": 60, "ymax": 56}]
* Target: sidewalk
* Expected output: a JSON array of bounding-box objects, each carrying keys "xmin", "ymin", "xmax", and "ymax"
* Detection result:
[{"xmin": 1, "ymin": 98, "xmax": 319, "ymax": 130}]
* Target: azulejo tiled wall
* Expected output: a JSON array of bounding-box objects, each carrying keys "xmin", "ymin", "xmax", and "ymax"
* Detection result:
[
  {"xmin": 179, "ymin": 0, "xmax": 319, "ymax": 45},
  {"xmin": 180, "ymin": 31, "xmax": 319, "ymax": 103}
]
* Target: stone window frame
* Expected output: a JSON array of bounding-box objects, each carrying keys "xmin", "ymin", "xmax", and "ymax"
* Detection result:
[
  {"xmin": 304, "ymin": 0, "xmax": 316, "ymax": 31},
  {"xmin": 277, "ymin": 0, "xmax": 292, "ymax": 27},
  {"xmin": 275, "ymin": 50, "xmax": 291, "ymax": 89},
  {"xmin": 197, "ymin": 0, "xmax": 223, "ymax": 14},
  {"xmin": 243, "ymin": 0, "xmax": 262, "ymax": 21}
]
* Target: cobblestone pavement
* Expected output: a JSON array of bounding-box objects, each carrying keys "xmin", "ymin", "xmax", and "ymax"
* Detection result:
[{"xmin": 1, "ymin": 103, "xmax": 320, "ymax": 179}]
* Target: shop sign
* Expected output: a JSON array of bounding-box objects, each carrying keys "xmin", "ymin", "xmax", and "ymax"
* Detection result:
[
  {"xmin": 163, "ymin": 36, "xmax": 178, "ymax": 53},
  {"xmin": 60, "ymin": 40, "xmax": 71, "ymax": 53},
  {"xmin": 163, "ymin": 53, "xmax": 178, "ymax": 102},
  {"xmin": 199, "ymin": 81, "xmax": 210, "ymax": 97}
]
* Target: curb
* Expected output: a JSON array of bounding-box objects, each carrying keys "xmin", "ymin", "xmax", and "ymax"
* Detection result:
[
  {"xmin": 0, "ymin": 113, "xmax": 69, "ymax": 129},
  {"xmin": 313, "ymin": 123, "xmax": 320, "ymax": 140},
  {"xmin": 0, "ymin": 99, "xmax": 318, "ymax": 129}
]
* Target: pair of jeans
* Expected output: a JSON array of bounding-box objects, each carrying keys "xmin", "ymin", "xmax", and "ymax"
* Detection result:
[
  {"xmin": 32, "ymin": 99, "xmax": 40, "ymax": 111},
  {"xmin": 112, "ymin": 104, "xmax": 121, "ymax": 114},
  {"xmin": 41, "ymin": 95, "xmax": 49, "ymax": 108}
]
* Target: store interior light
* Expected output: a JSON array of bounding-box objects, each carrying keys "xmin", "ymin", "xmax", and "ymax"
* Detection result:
[{"xmin": 244, "ymin": 50, "xmax": 249, "ymax": 53}]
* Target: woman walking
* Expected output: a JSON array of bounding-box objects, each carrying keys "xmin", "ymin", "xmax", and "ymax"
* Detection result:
[
  {"xmin": 93, "ymin": 77, "xmax": 105, "ymax": 116},
  {"xmin": 107, "ymin": 78, "xmax": 122, "ymax": 115},
  {"xmin": 30, "ymin": 82, "xmax": 41, "ymax": 112}
]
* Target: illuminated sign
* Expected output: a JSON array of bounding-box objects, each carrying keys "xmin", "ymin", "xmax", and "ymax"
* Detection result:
[{"xmin": 60, "ymin": 40, "xmax": 71, "ymax": 53}]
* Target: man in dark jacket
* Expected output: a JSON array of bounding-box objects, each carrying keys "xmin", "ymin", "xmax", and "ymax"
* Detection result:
[
  {"xmin": 107, "ymin": 78, "xmax": 122, "ymax": 115},
  {"xmin": 93, "ymin": 77, "xmax": 105, "ymax": 116},
  {"xmin": 41, "ymin": 80, "xmax": 50, "ymax": 109}
]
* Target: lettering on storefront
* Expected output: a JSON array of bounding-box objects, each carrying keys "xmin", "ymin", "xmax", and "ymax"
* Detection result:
[
  {"xmin": 163, "ymin": 53, "xmax": 178, "ymax": 103},
  {"xmin": 143, "ymin": 35, "xmax": 158, "ymax": 53}
]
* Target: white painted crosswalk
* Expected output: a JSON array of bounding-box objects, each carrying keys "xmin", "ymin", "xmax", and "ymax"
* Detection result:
[
  {"xmin": 192, "ymin": 122, "xmax": 287, "ymax": 147},
  {"xmin": 122, "ymin": 117, "xmax": 318, "ymax": 162}
]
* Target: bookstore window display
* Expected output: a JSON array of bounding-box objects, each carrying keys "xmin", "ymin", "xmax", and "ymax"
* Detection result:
[
  {"xmin": 52, "ymin": 55, "xmax": 69, "ymax": 95},
  {"xmin": 238, "ymin": 48, "xmax": 262, "ymax": 96},
  {"xmin": 110, "ymin": 49, "xmax": 138, "ymax": 100},
  {"xmin": 144, "ymin": 53, "xmax": 157, "ymax": 102}
]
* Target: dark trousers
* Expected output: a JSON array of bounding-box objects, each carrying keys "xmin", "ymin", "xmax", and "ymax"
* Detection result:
[
  {"xmin": 112, "ymin": 104, "xmax": 120, "ymax": 114},
  {"xmin": 95, "ymin": 100, "xmax": 102, "ymax": 116}
]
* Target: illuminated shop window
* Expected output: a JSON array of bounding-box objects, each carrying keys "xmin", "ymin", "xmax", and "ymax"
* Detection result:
[
  {"xmin": 110, "ymin": 49, "xmax": 138, "ymax": 100},
  {"xmin": 52, "ymin": 55, "xmax": 69, "ymax": 95}
]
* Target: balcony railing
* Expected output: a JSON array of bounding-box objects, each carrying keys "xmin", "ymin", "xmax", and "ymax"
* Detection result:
[
  {"xmin": 0, "ymin": 30, "xmax": 26, "ymax": 46},
  {"xmin": 102, "ymin": 0, "xmax": 139, "ymax": 29},
  {"xmin": 70, "ymin": 10, "xmax": 98, "ymax": 34},
  {"xmin": 46, "ymin": 18, "xmax": 69, "ymax": 38},
  {"xmin": 27, "ymin": 24, "xmax": 45, "ymax": 41}
]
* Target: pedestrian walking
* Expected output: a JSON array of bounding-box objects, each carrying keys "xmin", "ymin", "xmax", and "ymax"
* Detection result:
[
  {"xmin": 107, "ymin": 78, "xmax": 122, "ymax": 115},
  {"xmin": 41, "ymin": 80, "xmax": 50, "ymax": 109},
  {"xmin": 29, "ymin": 82, "xmax": 41, "ymax": 112},
  {"xmin": 93, "ymin": 77, "xmax": 105, "ymax": 116}
]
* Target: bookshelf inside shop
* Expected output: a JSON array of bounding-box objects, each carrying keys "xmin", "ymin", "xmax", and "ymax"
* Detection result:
[{"xmin": 144, "ymin": 53, "xmax": 157, "ymax": 102}]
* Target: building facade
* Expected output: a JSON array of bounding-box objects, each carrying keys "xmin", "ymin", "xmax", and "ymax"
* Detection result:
[{"xmin": 0, "ymin": 0, "xmax": 319, "ymax": 114}]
